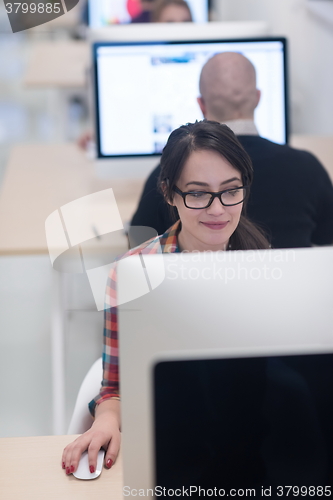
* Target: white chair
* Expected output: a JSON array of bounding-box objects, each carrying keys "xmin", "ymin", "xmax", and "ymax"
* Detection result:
[{"xmin": 67, "ymin": 357, "xmax": 103, "ymax": 435}]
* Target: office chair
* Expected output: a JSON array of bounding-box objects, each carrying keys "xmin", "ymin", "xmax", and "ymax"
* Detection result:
[{"xmin": 67, "ymin": 357, "xmax": 103, "ymax": 434}]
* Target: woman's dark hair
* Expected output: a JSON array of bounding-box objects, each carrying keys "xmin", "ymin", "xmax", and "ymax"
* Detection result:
[
  {"xmin": 158, "ymin": 120, "xmax": 270, "ymax": 250},
  {"xmin": 152, "ymin": 0, "xmax": 193, "ymax": 22}
]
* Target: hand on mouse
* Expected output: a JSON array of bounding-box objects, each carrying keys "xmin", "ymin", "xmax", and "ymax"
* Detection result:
[{"xmin": 62, "ymin": 399, "xmax": 120, "ymax": 475}]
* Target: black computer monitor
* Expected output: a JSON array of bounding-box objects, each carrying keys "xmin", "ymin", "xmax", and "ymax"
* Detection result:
[
  {"xmin": 93, "ymin": 37, "xmax": 288, "ymax": 161},
  {"xmin": 154, "ymin": 353, "xmax": 333, "ymax": 493},
  {"xmin": 88, "ymin": 0, "xmax": 209, "ymax": 26}
]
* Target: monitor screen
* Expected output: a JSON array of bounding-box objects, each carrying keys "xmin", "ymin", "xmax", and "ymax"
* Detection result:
[
  {"xmin": 88, "ymin": 0, "xmax": 208, "ymax": 27},
  {"xmin": 93, "ymin": 38, "xmax": 288, "ymax": 160},
  {"xmin": 154, "ymin": 353, "xmax": 333, "ymax": 492}
]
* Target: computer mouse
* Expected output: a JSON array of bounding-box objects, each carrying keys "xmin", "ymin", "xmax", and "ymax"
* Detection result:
[{"xmin": 73, "ymin": 449, "xmax": 105, "ymax": 480}]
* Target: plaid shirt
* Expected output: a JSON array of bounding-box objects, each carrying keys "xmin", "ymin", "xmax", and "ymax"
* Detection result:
[{"xmin": 89, "ymin": 221, "xmax": 181, "ymax": 416}]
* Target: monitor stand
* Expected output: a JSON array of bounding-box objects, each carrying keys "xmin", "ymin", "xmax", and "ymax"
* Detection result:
[{"xmin": 94, "ymin": 155, "xmax": 160, "ymax": 180}]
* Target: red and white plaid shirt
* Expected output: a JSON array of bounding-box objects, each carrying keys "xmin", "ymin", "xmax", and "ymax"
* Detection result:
[{"xmin": 89, "ymin": 220, "xmax": 181, "ymax": 415}]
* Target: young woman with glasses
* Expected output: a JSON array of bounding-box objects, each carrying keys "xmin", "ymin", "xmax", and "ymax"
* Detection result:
[{"xmin": 62, "ymin": 120, "xmax": 269, "ymax": 475}]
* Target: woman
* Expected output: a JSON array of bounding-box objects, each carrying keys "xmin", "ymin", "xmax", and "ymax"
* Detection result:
[
  {"xmin": 152, "ymin": 0, "xmax": 193, "ymax": 23},
  {"xmin": 62, "ymin": 120, "xmax": 269, "ymax": 475}
]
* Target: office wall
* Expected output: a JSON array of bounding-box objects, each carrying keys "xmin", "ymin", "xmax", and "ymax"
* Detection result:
[{"xmin": 213, "ymin": 0, "xmax": 333, "ymax": 135}]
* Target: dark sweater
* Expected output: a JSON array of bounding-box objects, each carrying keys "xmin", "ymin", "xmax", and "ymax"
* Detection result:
[
  {"xmin": 130, "ymin": 11, "xmax": 151, "ymax": 23},
  {"xmin": 131, "ymin": 136, "xmax": 333, "ymax": 249}
]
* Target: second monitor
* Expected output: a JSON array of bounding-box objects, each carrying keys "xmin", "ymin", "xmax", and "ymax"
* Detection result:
[
  {"xmin": 88, "ymin": 0, "xmax": 209, "ymax": 26},
  {"xmin": 93, "ymin": 37, "xmax": 288, "ymax": 162}
]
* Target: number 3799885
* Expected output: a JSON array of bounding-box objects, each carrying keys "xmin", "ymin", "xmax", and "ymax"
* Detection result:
[
  {"xmin": 5, "ymin": 3, "xmax": 62, "ymax": 14},
  {"xmin": 276, "ymin": 486, "xmax": 331, "ymax": 497}
]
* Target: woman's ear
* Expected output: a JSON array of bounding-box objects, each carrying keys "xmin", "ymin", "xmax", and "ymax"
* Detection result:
[
  {"xmin": 197, "ymin": 96, "xmax": 206, "ymax": 117},
  {"xmin": 161, "ymin": 179, "xmax": 174, "ymax": 206}
]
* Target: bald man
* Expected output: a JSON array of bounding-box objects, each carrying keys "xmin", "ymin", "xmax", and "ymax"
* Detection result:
[
  {"xmin": 198, "ymin": 52, "xmax": 260, "ymax": 128},
  {"xmin": 131, "ymin": 52, "xmax": 333, "ymax": 248}
]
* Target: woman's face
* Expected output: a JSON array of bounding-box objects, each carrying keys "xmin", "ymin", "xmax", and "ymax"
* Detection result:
[
  {"xmin": 158, "ymin": 5, "xmax": 192, "ymax": 22},
  {"xmin": 170, "ymin": 149, "xmax": 244, "ymax": 252}
]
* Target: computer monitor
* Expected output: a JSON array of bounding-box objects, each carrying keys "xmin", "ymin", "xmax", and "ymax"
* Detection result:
[
  {"xmin": 88, "ymin": 20, "xmax": 269, "ymax": 44},
  {"xmin": 88, "ymin": 0, "xmax": 209, "ymax": 27},
  {"xmin": 153, "ymin": 352, "xmax": 333, "ymax": 492},
  {"xmin": 117, "ymin": 247, "xmax": 333, "ymax": 491},
  {"xmin": 93, "ymin": 37, "xmax": 288, "ymax": 170}
]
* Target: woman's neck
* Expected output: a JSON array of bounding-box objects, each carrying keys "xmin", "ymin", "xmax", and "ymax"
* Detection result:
[{"xmin": 178, "ymin": 227, "xmax": 229, "ymax": 253}]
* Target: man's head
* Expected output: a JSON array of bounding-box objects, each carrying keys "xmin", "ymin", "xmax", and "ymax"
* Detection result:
[{"xmin": 198, "ymin": 52, "xmax": 261, "ymax": 123}]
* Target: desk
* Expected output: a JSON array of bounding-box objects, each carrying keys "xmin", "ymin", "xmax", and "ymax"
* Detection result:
[
  {"xmin": 0, "ymin": 144, "xmax": 144, "ymax": 255},
  {"xmin": 0, "ymin": 144, "xmax": 145, "ymax": 434},
  {"xmin": 290, "ymin": 134, "xmax": 333, "ymax": 181},
  {"xmin": 0, "ymin": 435, "xmax": 124, "ymax": 500},
  {"xmin": 24, "ymin": 41, "xmax": 89, "ymax": 88}
]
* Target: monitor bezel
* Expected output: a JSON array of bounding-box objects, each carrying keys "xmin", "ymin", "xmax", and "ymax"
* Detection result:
[{"xmin": 93, "ymin": 36, "xmax": 289, "ymax": 160}]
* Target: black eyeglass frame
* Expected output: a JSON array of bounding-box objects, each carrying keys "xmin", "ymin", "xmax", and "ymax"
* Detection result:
[{"xmin": 173, "ymin": 185, "xmax": 248, "ymax": 209}]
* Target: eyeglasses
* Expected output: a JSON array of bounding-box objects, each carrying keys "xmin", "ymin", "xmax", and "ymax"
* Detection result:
[{"xmin": 173, "ymin": 185, "xmax": 248, "ymax": 209}]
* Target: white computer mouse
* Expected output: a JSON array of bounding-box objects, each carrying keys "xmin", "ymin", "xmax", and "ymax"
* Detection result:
[{"xmin": 73, "ymin": 449, "xmax": 105, "ymax": 480}]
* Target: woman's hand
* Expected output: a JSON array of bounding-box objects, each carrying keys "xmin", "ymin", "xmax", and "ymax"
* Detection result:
[{"xmin": 62, "ymin": 399, "xmax": 121, "ymax": 475}]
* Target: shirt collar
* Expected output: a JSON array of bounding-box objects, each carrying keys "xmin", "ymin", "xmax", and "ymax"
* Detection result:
[
  {"xmin": 222, "ymin": 119, "xmax": 259, "ymax": 136},
  {"xmin": 160, "ymin": 220, "xmax": 182, "ymax": 253}
]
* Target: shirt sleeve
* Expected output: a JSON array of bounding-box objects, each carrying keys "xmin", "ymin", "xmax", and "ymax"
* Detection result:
[
  {"xmin": 88, "ymin": 233, "xmax": 167, "ymax": 417},
  {"xmin": 89, "ymin": 264, "xmax": 120, "ymax": 416}
]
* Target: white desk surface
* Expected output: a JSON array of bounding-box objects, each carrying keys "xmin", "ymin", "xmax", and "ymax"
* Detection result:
[
  {"xmin": 0, "ymin": 144, "xmax": 145, "ymax": 256},
  {"xmin": 0, "ymin": 435, "xmax": 124, "ymax": 500},
  {"xmin": 24, "ymin": 41, "xmax": 89, "ymax": 88}
]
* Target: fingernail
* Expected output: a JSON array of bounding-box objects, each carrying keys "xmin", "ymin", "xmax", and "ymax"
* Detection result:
[
  {"xmin": 106, "ymin": 459, "xmax": 113, "ymax": 469},
  {"xmin": 70, "ymin": 465, "xmax": 74, "ymax": 473},
  {"xmin": 66, "ymin": 467, "xmax": 70, "ymax": 475},
  {"xmin": 62, "ymin": 462, "xmax": 65, "ymax": 469},
  {"xmin": 89, "ymin": 465, "xmax": 95, "ymax": 473}
]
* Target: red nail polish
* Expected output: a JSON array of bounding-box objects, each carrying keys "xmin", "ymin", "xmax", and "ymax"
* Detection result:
[
  {"xmin": 106, "ymin": 459, "xmax": 113, "ymax": 469},
  {"xmin": 66, "ymin": 467, "xmax": 70, "ymax": 475},
  {"xmin": 70, "ymin": 465, "xmax": 74, "ymax": 473},
  {"xmin": 62, "ymin": 462, "xmax": 65, "ymax": 469},
  {"xmin": 89, "ymin": 465, "xmax": 95, "ymax": 473}
]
